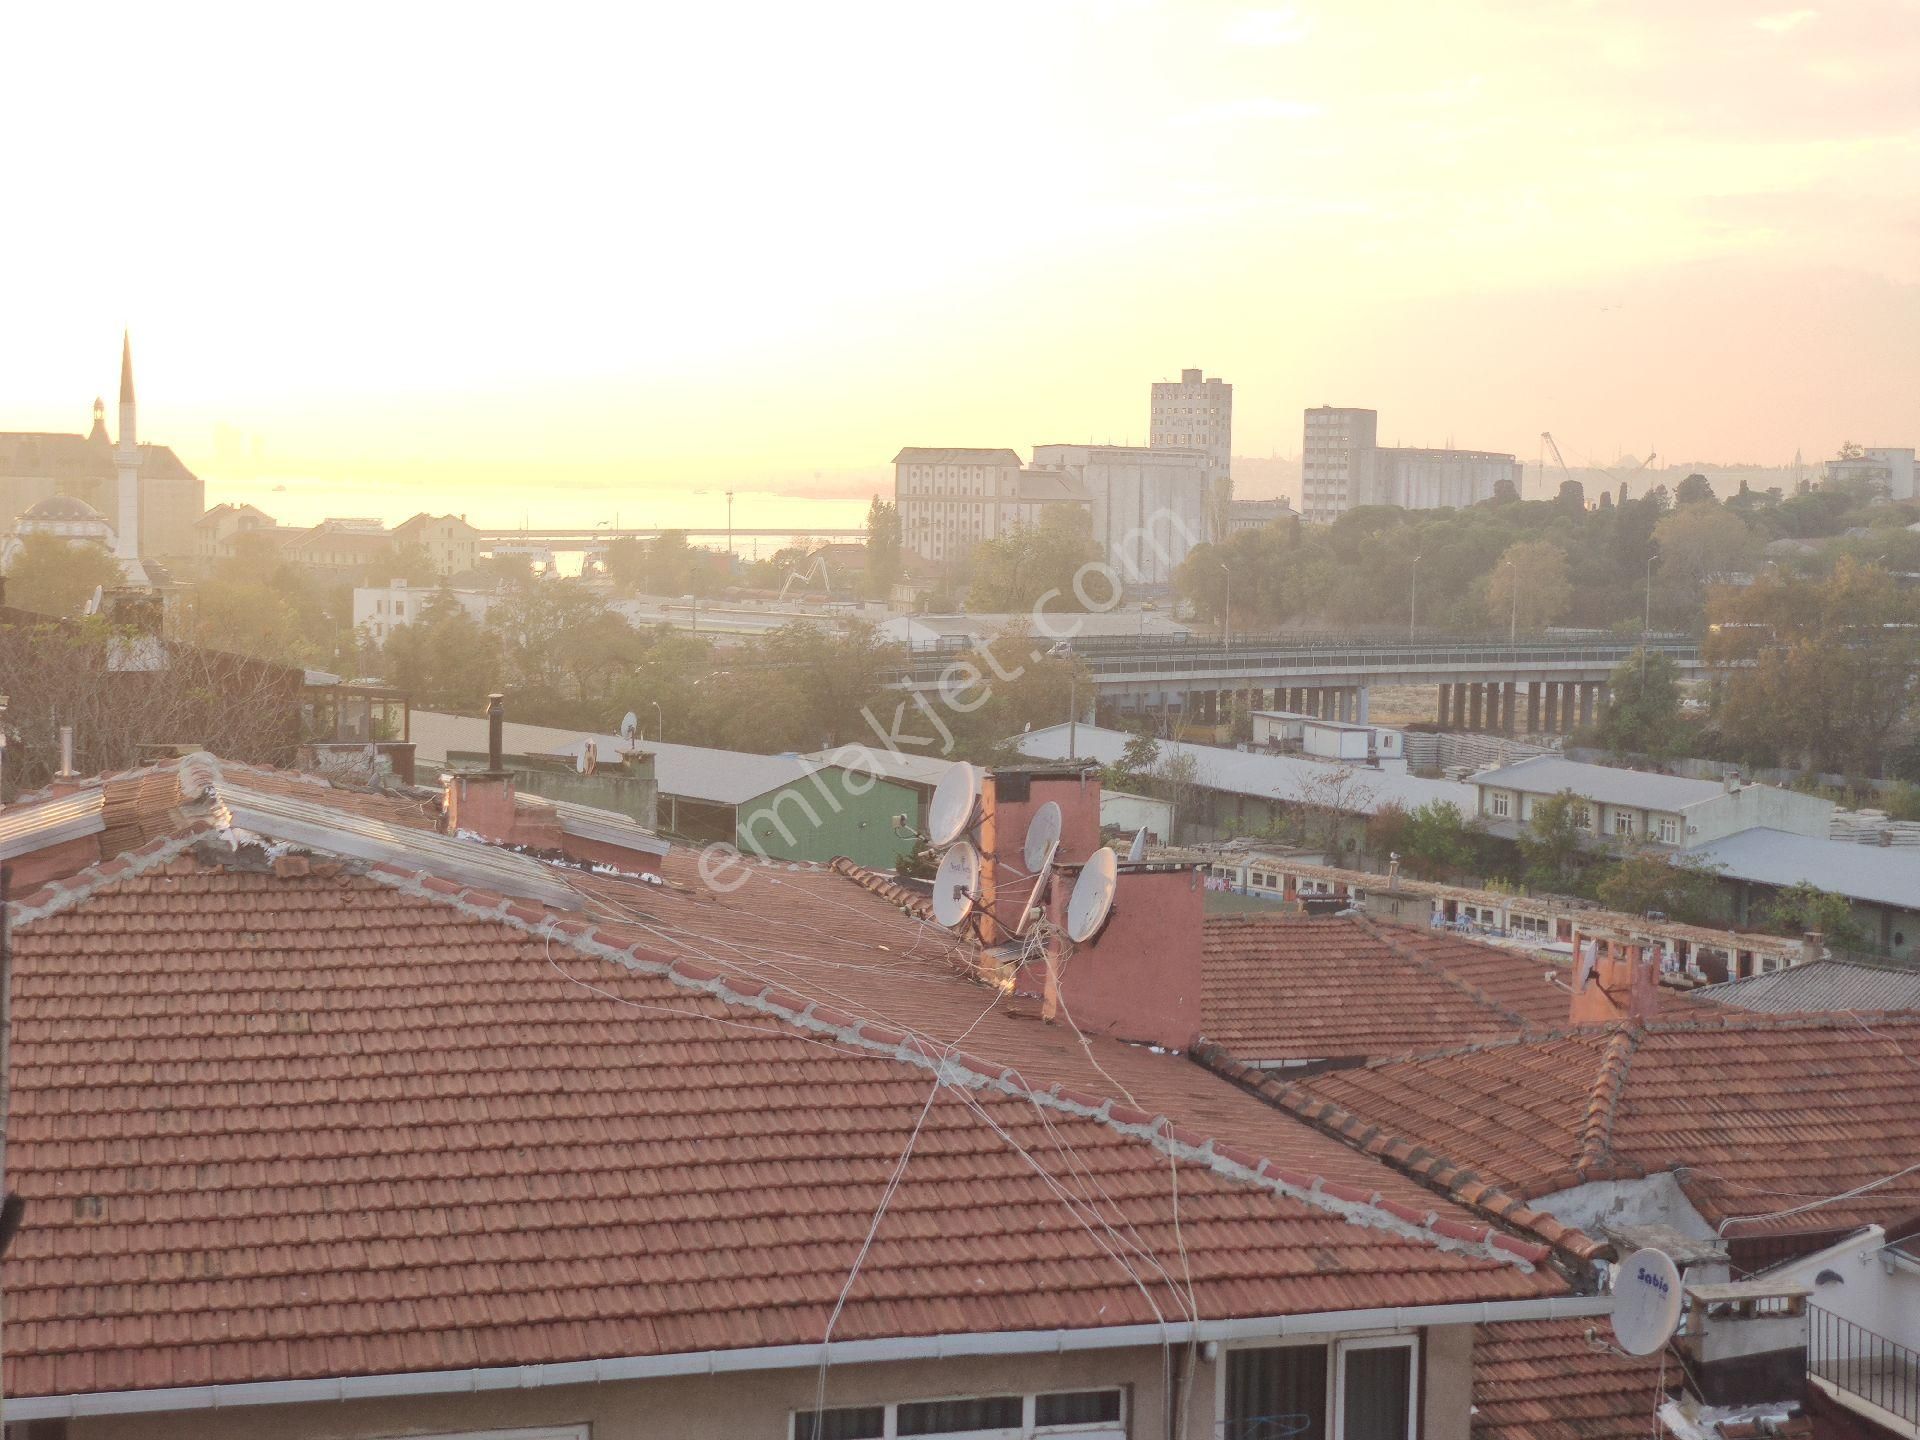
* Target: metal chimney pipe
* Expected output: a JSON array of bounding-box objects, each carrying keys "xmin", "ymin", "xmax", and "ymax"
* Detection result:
[
  {"xmin": 486, "ymin": 694, "xmax": 505, "ymax": 772},
  {"xmin": 57, "ymin": 726, "xmax": 75, "ymax": 778}
]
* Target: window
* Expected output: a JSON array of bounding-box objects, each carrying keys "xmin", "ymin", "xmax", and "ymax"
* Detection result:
[
  {"xmin": 1224, "ymin": 1337, "xmax": 1418, "ymax": 1440},
  {"xmin": 1613, "ymin": 811, "xmax": 1635, "ymax": 837},
  {"xmin": 1657, "ymin": 816, "xmax": 1679, "ymax": 844},
  {"xmin": 1570, "ymin": 803, "xmax": 1592, "ymax": 830},
  {"xmin": 797, "ymin": 1389, "xmax": 1124, "ymax": 1440},
  {"xmin": 1488, "ymin": 792, "xmax": 1510, "ymax": 819}
]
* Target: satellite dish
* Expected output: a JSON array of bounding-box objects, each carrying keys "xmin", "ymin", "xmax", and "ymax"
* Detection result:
[
  {"xmin": 620, "ymin": 711, "xmax": 639, "ymax": 743},
  {"xmin": 1126, "ymin": 827, "xmax": 1148, "ymax": 863},
  {"xmin": 83, "ymin": 585, "xmax": 104, "ymax": 617},
  {"xmin": 1575, "ymin": 939, "xmax": 1597, "ymax": 991},
  {"xmin": 1066, "ymin": 847, "xmax": 1119, "ymax": 944},
  {"xmin": 1015, "ymin": 835, "xmax": 1059, "ymax": 935},
  {"xmin": 577, "ymin": 740, "xmax": 597, "ymax": 777},
  {"xmin": 926, "ymin": 763, "xmax": 981, "ymax": 847},
  {"xmin": 1610, "ymin": 1248, "xmax": 1683, "ymax": 1356},
  {"xmin": 932, "ymin": 841, "xmax": 981, "ymax": 929},
  {"xmin": 1024, "ymin": 801, "xmax": 1063, "ymax": 872}
]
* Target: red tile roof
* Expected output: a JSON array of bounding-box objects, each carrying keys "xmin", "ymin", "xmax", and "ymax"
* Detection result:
[
  {"xmin": 0, "ymin": 786, "xmax": 1574, "ymax": 1404},
  {"xmin": 1199, "ymin": 915, "xmax": 1707, "ymax": 1061},
  {"xmin": 1280, "ymin": 1013, "xmax": 1920, "ymax": 1239},
  {"xmin": 1472, "ymin": 1320, "xmax": 1671, "ymax": 1440}
]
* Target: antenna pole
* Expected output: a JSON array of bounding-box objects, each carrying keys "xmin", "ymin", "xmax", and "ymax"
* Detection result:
[{"xmin": 1, "ymin": 865, "xmax": 12, "ymax": 1425}]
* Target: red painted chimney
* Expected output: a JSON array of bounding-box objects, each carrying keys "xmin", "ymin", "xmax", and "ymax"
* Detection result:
[
  {"xmin": 1568, "ymin": 928, "xmax": 1661, "ymax": 1026},
  {"xmin": 1010, "ymin": 862, "xmax": 1206, "ymax": 1053},
  {"xmin": 977, "ymin": 766, "xmax": 1102, "ymax": 944}
]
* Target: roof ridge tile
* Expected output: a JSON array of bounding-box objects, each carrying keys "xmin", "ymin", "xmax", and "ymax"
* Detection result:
[
  {"xmin": 1355, "ymin": 915, "xmax": 1536, "ymax": 1031},
  {"xmin": 1573, "ymin": 1029, "xmax": 1642, "ymax": 1174}
]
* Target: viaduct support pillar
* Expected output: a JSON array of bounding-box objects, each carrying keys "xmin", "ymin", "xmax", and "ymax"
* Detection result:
[
  {"xmin": 1579, "ymin": 683, "xmax": 1596, "ymax": 729},
  {"xmin": 1355, "ymin": 687, "xmax": 1369, "ymax": 725},
  {"xmin": 1468, "ymin": 683, "xmax": 1484, "ymax": 731},
  {"xmin": 1451, "ymin": 683, "xmax": 1467, "ymax": 729},
  {"xmin": 1544, "ymin": 683, "xmax": 1559, "ymax": 732},
  {"xmin": 1501, "ymin": 682, "xmax": 1518, "ymax": 736},
  {"xmin": 1437, "ymin": 685, "xmax": 1452, "ymax": 725},
  {"xmin": 1527, "ymin": 682, "xmax": 1541, "ymax": 734}
]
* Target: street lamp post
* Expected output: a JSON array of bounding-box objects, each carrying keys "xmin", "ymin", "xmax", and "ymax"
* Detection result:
[
  {"xmin": 1642, "ymin": 553, "xmax": 1658, "ymax": 684},
  {"xmin": 1505, "ymin": 559, "xmax": 1518, "ymax": 645},
  {"xmin": 651, "ymin": 700, "xmax": 663, "ymax": 743},
  {"xmin": 1409, "ymin": 555, "xmax": 1421, "ymax": 640}
]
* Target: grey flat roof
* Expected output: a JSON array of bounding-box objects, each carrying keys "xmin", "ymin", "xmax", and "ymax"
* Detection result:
[
  {"xmin": 1696, "ymin": 957, "xmax": 1920, "ymax": 1014},
  {"xmin": 1681, "ymin": 827, "xmax": 1920, "ymax": 911},
  {"xmin": 409, "ymin": 711, "xmax": 826, "ymax": 807},
  {"xmin": 1472, "ymin": 755, "xmax": 1726, "ymax": 812},
  {"xmin": 1010, "ymin": 723, "xmax": 1475, "ymax": 817},
  {"xmin": 804, "ymin": 747, "xmax": 957, "ymax": 790}
]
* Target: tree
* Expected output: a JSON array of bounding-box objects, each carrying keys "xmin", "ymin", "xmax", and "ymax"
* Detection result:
[
  {"xmin": 379, "ymin": 587, "xmax": 502, "ymax": 712},
  {"xmin": 966, "ymin": 509, "xmax": 1103, "ymax": 614},
  {"xmin": 864, "ymin": 497, "xmax": 903, "ymax": 600},
  {"xmin": 1600, "ymin": 650, "xmax": 1683, "ymax": 757},
  {"xmin": 486, "ymin": 580, "xmax": 647, "ymax": 719},
  {"xmin": 1705, "ymin": 558, "xmax": 1920, "ymax": 774},
  {"xmin": 183, "ymin": 581, "xmax": 314, "ymax": 663},
  {"xmin": 1485, "ymin": 539, "xmax": 1571, "ymax": 632},
  {"xmin": 1518, "ymin": 790, "xmax": 1586, "ymax": 890},
  {"xmin": 1491, "ymin": 476, "xmax": 1521, "ymax": 505},
  {"xmin": 2, "ymin": 536, "xmax": 124, "ymax": 618},
  {"xmin": 1556, "ymin": 479, "xmax": 1586, "ymax": 510},
  {"xmin": 1651, "ymin": 505, "xmax": 1759, "ymax": 625},
  {"xmin": 1761, "ymin": 880, "xmax": 1867, "ymax": 950},
  {"xmin": 1394, "ymin": 800, "xmax": 1477, "ymax": 878},
  {"xmin": 1593, "ymin": 849, "xmax": 1725, "ymax": 925},
  {"xmin": 1673, "ymin": 473, "xmax": 1716, "ymax": 506}
]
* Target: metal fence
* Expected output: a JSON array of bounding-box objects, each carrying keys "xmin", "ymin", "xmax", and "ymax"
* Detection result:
[{"xmin": 1809, "ymin": 1304, "xmax": 1920, "ymax": 1425}]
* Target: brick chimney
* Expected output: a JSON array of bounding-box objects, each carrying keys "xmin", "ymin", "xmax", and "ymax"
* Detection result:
[
  {"xmin": 1029, "ymin": 862, "xmax": 1207, "ymax": 1051},
  {"xmin": 1568, "ymin": 928, "xmax": 1661, "ymax": 1026},
  {"xmin": 444, "ymin": 694, "xmax": 520, "ymax": 842},
  {"xmin": 976, "ymin": 766, "xmax": 1102, "ymax": 945}
]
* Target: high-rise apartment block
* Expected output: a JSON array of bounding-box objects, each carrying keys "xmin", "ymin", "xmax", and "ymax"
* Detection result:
[
  {"xmin": 1150, "ymin": 368, "xmax": 1232, "ymax": 486},
  {"xmin": 1302, "ymin": 407, "xmax": 1378, "ymax": 523},
  {"xmin": 1302, "ymin": 406, "xmax": 1518, "ymax": 522}
]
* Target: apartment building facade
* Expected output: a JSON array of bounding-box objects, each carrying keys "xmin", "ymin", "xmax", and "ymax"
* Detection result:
[
  {"xmin": 1302, "ymin": 408, "xmax": 1518, "ymax": 521},
  {"xmin": 1150, "ymin": 366, "xmax": 1232, "ymax": 486}
]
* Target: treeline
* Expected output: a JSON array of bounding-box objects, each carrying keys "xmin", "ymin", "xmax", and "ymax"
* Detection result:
[{"xmin": 1171, "ymin": 472, "xmax": 1920, "ymax": 636}]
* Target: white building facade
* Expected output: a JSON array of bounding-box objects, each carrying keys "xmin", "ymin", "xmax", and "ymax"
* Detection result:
[
  {"xmin": 1825, "ymin": 446, "xmax": 1916, "ymax": 501},
  {"xmin": 1303, "ymin": 408, "xmax": 1518, "ymax": 521},
  {"xmin": 1149, "ymin": 368, "xmax": 1232, "ymax": 489},
  {"xmin": 893, "ymin": 447, "xmax": 1037, "ymax": 568},
  {"xmin": 1373, "ymin": 448, "xmax": 1520, "ymax": 509},
  {"xmin": 354, "ymin": 580, "xmax": 496, "ymax": 646},
  {"xmin": 1302, "ymin": 407, "xmax": 1378, "ymax": 524}
]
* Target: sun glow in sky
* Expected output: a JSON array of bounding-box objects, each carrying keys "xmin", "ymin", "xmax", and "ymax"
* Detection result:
[{"xmin": 3, "ymin": 1, "xmax": 1916, "ymax": 527}]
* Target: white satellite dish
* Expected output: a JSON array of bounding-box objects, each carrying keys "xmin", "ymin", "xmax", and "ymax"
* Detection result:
[
  {"xmin": 1610, "ymin": 1248, "xmax": 1683, "ymax": 1356},
  {"xmin": 1575, "ymin": 943, "xmax": 1597, "ymax": 991},
  {"xmin": 577, "ymin": 740, "xmax": 598, "ymax": 776},
  {"xmin": 932, "ymin": 841, "xmax": 981, "ymax": 929},
  {"xmin": 1066, "ymin": 846, "xmax": 1119, "ymax": 943},
  {"xmin": 1024, "ymin": 801, "xmax": 1063, "ymax": 873},
  {"xmin": 83, "ymin": 585, "xmax": 104, "ymax": 617},
  {"xmin": 1126, "ymin": 827, "xmax": 1148, "ymax": 863},
  {"xmin": 1015, "ymin": 835, "xmax": 1059, "ymax": 935},
  {"xmin": 620, "ymin": 711, "xmax": 639, "ymax": 743},
  {"xmin": 926, "ymin": 763, "xmax": 981, "ymax": 847}
]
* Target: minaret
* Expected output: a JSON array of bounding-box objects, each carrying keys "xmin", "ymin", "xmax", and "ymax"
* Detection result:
[{"xmin": 114, "ymin": 331, "xmax": 140, "ymax": 562}]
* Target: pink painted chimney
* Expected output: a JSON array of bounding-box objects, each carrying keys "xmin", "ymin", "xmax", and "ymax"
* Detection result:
[
  {"xmin": 977, "ymin": 766, "xmax": 1102, "ymax": 945},
  {"xmin": 1568, "ymin": 928, "xmax": 1661, "ymax": 1026}
]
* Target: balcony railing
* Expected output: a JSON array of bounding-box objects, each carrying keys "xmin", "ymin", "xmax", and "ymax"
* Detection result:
[{"xmin": 1809, "ymin": 1304, "xmax": 1920, "ymax": 1426}]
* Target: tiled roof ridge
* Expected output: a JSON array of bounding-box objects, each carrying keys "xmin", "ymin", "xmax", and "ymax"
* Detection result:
[
  {"xmin": 4, "ymin": 827, "xmax": 210, "ymax": 926},
  {"xmin": 829, "ymin": 855, "xmax": 936, "ymax": 921},
  {"xmin": 1353, "ymin": 915, "xmax": 1537, "ymax": 1031},
  {"xmin": 345, "ymin": 856, "xmax": 1559, "ymax": 1275},
  {"xmin": 12, "ymin": 751, "xmax": 384, "ymax": 812},
  {"xmin": 1189, "ymin": 1039, "xmax": 1607, "ymax": 1266},
  {"xmin": 1574, "ymin": 1029, "xmax": 1642, "ymax": 1175}
]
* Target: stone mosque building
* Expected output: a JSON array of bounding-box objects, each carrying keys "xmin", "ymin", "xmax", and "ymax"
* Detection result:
[{"xmin": 0, "ymin": 335, "xmax": 203, "ymax": 578}]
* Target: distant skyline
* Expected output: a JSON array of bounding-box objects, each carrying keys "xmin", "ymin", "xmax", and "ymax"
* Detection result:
[{"xmin": 4, "ymin": 0, "xmax": 1915, "ymax": 525}]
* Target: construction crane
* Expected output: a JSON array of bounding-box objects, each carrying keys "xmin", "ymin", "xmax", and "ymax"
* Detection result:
[{"xmin": 1539, "ymin": 432, "xmax": 1576, "ymax": 494}]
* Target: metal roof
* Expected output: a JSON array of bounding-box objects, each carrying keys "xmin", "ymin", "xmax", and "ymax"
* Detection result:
[
  {"xmin": 0, "ymin": 788, "xmax": 107, "ymax": 861},
  {"xmin": 1680, "ymin": 827, "xmax": 1920, "ymax": 911},
  {"xmin": 408, "ymin": 710, "xmax": 830, "ymax": 807},
  {"xmin": 1010, "ymin": 723, "xmax": 1477, "ymax": 817},
  {"xmin": 205, "ymin": 768, "xmax": 584, "ymax": 912},
  {"xmin": 1696, "ymin": 958, "xmax": 1920, "ymax": 1014},
  {"xmin": 804, "ymin": 747, "xmax": 957, "ymax": 790},
  {"xmin": 1470, "ymin": 755, "xmax": 1727, "ymax": 812},
  {"xmin": 549, "ymin": 798, "xmax": 671, "ymax": 857}
]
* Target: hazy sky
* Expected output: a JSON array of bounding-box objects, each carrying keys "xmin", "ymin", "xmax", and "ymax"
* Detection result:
[{"xmin": 4, "ymin": 1, "xmax": 1916, "ymax": 524}]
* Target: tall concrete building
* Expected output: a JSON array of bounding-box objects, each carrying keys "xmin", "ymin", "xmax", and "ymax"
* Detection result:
[
  {"xmin": 1150, "ymin": 368, "xmax": 1232, "ymax": 484},
  {"xmin": 0, "ymin": 334, "xmax": 203, "ymax": 562},
  {"xmin": 1302, "ymin": 406, "xmax": 1518, "ymax": 522},
  {"xmin": 1302, "ymin": 407, "xmax": 1378, "ymax": 523},
  {"xmin": 1028, "ymin": 444, "xmax": 1213, "ymax": 587}
]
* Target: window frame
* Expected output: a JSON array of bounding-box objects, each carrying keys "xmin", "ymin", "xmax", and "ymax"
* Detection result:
[
  {"xmin": 793, "ymin": 1387, "xmax": 1126, "ymax": 1440},
  {"xmin": 1215, "ymin": 1331, "xmax": 1422, "ymax": 1440}
]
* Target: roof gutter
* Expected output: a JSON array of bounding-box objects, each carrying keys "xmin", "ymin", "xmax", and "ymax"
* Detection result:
[{"xmin": 8, "ymin": 1296, "xmax": 1613, "ymax": 1421}]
